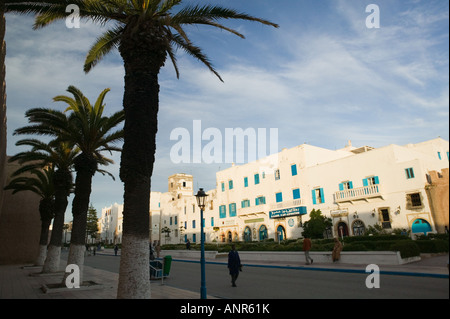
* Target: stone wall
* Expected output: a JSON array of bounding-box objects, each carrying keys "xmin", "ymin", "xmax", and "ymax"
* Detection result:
[
  {"xmin": 0, "ymin": 8, "xmax": 7, "ymax": 216},
  {"xmin": 426, "ymin": 168, "xmax": 449, "ymax": 233}
]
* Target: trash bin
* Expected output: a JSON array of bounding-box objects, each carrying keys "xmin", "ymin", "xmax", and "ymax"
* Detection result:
[{"xmin": 163, "ymin": 255, "xmax": 172, "ymax": 276}]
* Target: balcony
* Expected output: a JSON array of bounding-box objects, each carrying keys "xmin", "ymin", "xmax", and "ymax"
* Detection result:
[
  {"xmin": 270, "ymin": 199, "xmax": 303, "ymax": 210},
  {"xmin": 334, "ymin": 185, "xmax": 383, "ymax": 203}
]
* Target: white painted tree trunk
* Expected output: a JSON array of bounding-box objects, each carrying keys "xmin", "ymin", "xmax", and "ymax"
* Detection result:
[
  {"xmin": 42, "ymin": 245, "xmax": 61, "ymax": 273},
  {"xmin": 63, "ymin": 244, "xmax": 85, "ymax": 284},
  {"xmin": 35, "ymin": 245, "xmax": 47, "ymax": 266},
  {"xmin": 117, "ymin": 234, "xmax": 151, "ymax": 299}
]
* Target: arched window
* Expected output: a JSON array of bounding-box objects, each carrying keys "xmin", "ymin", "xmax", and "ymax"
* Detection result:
[
  {"xmin": 244, "ymin": 227, "xmax": 252, "ymax": 242},
  {"xmin": 259, "ymin": 225, "xmax": 268, "ymax": 241},
  {"xmin": 352, "ymin": 220, "xmax": 365, "ymax": 236}
]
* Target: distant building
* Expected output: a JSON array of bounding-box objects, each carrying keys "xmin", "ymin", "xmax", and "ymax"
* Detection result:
[{"xmin": 99, "ymin": 138, "xmax": 449, "ymax": 245}]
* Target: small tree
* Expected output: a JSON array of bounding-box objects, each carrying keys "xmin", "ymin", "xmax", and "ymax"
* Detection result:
[
  {"xmin": 302, "ymin": 209, "xmax": 332, "ymax": 239},
  {"xmin": 86, "ymin": 204, "xmax": 99, "ymax": 243}
]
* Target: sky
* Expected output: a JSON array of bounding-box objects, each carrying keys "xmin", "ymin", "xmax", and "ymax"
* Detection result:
[{"xmin": 3, "ymin": 0, "xmax": 449, "ymax": 221}]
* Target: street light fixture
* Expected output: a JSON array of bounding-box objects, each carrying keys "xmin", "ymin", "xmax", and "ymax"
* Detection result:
[{"xmin": 195, "ymin": 188, "xmax": 208, "ymax": 299}]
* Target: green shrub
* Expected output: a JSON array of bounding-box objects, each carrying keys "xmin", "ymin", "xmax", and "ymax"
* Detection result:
[
  {"xmin": 415, "ymin": 240, "xmax": 449, "ymax": 253},
  {"xmin": 390, "ymin": 241, "xmax": 420, "ymax": 258},
  {"xmin": 343, "ymin": 243, "xmax": 367, "ymax": 251}
]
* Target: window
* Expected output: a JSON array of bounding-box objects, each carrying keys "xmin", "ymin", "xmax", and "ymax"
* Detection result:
[
  {"xmin": 405, "ymin": 168, "xmax": 415, "ymax": 179},
  {"xmin": 407, "ymin": 193, "xmax": 422, "ymax": 208},
  {"xmin": 339, "ymin": 181, "xmax": 353, "ymax": 191},
  {"xmin": 254, "ymin": 173, "xmax": 260, "ymax": 185},
  {"xmin": 274, "ymin": 169, "xmax": 280, "ymax": 180},
  {"xmin": 174, "ymin": 216, "xmax": 178, "ymax": 225},
  {"xmin": 221, "ymin": 182, "xmax": 225, "ymax": 192},
  {"xmin": 229, "ymin": 180, "xmax": 233, "ymax": 190},
  {"xmin": 229, "ymin": 203, "xmax": 237, "ymax": 217},
  {"xmin": 211, "ymin": 217, "xmax": 214, "ymax": 227},
  {"xmin": 241, "ymin": 199, "xmax": 250, "ymax": 208},
  {"xmin": 170, "ymin": 217, "xmax": 173, "ymax": 225},
  {"xmin": 363, "ymin": 176, "xmax": 379, "ymax": 186},
  {"xmin": 352, "ymin": 220, "xmax": 365, "ymax": 236},
  {"xmin": 255, "ymin": 196, "xmax": 266, "ymax": 206},
  {"xmin": 437, "ymin": 152, "xmax": 441, "ymax": 160},
  {"xmin": 244, "ymin": 177, "xmax": 248, "ymax": 187},
  {"xmin": 184, "ymin": 221, "xmax": 187, "ymax": 229},
  {"xmin": 219, "ymin": 205, "xmax": 226, "ymax": 218},
  {"xmin": 291, "ymin": 164, "xmax": 298, "ymax": 176},
  {"xmin": 380, "ymin": 209, "xmax": 391, "ymax": 229},
  {"xmin": 275, "ymin": 192, "xmax": 283, "ymax": 203},
  {"xmin": 311, "ymin": 188, "xmax": 324, "ymax": 204},
  {"xmin": 192, "ymin": 220, "xmax": 196, "ymax": 229},
  {"xmin": 292, "ymin": 188, "xmax": 301, "ymax": 200}
]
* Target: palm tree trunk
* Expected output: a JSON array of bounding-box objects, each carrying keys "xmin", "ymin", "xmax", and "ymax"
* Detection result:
[
  {"xmin": 35, "ymin": 218, "xmax": 51, "ymax": 266},
  {"xmin": 43, "ymin": 170, "xmax": 70, "ymax": 273},
  {"xmin": 117, "ymin": 22, "xmax": 167, "ymax": 299},
  {"xmin": 63, "ymin": 154, "xmax": 95, "ymax": 284}
]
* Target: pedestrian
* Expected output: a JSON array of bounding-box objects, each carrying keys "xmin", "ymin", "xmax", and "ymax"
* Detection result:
[
  {"xmin": 93, "ymin": 245, "xmax": 96, "ymax": 256},
  {"xmin": 303, "ymin": 237, "xmax": 313, "ymax": 265},
  {"xmin": 228, "ymin": 244, "xmax": 242, "ymax": 287},
  {"xmin": 186, "ymin": 239, "xmax": 191, "ymax": 250},
  {"xmin": 155, "ymin": 240, "xmax": 161, "ymax": 258},
  {"xmin": 149, "ymin": 242, "xmax": 155, "ymax": 261},
  {"xmin": 332, "ymin": 238, "xmax": 343, "ymax": 262},
  {"xmin": 114, "ymin": 244, "xmax": 119, "ymax": 256}
]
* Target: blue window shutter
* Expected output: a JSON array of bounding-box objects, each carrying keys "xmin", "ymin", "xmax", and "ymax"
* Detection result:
[
  {"xmin": 276, "ymin": 192, "xmax": 283, "ymax": 203},
  {"xmin": 291, "ymin": 164, "xmax": 297, "ymax": 176},
  {"xmin": 312, "ymin": 189, "xmax": 317, "ymax": 205},
  {"xmin": 438, "ymin": 152, "xmax": 441, "ymax": 160},
  {"xmin": 374, "ymin": 176, "xmax": 379, "ymax": 184},
  {"xmin": 244, "ymin": 177, "xmax": 248, "ymax": 187},
  {"xmin": 221, "ymin": 182, "xmax": 225, "ymax": 192},
  {"xmin": 349, "ymin": 181, "xmax": 353, "ymax": 189},
  {"xmin": 320, "ymin": 188, "xmax": 325, "ymax": 203},
  {"xmin": 339, "ymin": 183, "xmax": 344, "ymax": 191},
  {"xmin": 255, "ymin": 197, "xmax": 259, "ymax": 206},
  {"xmin": 363, "ymin": 178, "xmax": 368, "ymax": 187},
  {"xmin": 293, "ymin": 188, "xmax": 300, "ymax": 199}
]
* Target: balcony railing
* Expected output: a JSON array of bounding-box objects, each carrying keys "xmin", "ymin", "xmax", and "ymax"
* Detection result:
[
  {"xmin": 334, "ymin": 185, "xmax": 382, "ymax": 203},
  {"xmin": 270, "ymin": 199, "xmax": 303, "ymax": 210}
]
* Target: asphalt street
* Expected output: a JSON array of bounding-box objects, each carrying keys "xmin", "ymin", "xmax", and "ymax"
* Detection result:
[{"xmin": 77, "ymin": 252, "xmax": 449, "ymax": 299}]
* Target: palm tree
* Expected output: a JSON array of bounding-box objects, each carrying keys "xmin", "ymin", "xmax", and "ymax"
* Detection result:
[
  {"xmin": 5, "ymin": 0, "xmax": 278, "ymax": 298},
  {"xmin": 8, "ymin": 138, "xmax": 78, "ymax": 272},
  {"xmin": 15, "ymin": 85, "xmax": 124, "ymax": 283},
  {"xmin": 4, "ymin": 167, "xmax": 55, "ymax": 266}
]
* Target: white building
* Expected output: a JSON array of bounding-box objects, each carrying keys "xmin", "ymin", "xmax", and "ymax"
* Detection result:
[
  {"xmin": 99, "ymin": 203, "xmax": 123, "ymax": 244},
  {"xmin": 99, "ymin": 138, "xmax": 449, "ymax": 244}
]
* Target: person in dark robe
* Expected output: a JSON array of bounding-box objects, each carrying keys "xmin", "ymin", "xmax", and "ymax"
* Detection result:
[{"xmin": 228, "ymin": 244, "xmax": 242, "ymax": 287}]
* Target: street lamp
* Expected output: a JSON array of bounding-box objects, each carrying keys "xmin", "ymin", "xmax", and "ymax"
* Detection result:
[{"xmin": 195, "ymin": 188, "xmax": 208, "ymax": 299}]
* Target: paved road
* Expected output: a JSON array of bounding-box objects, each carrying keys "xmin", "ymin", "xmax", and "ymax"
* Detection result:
[{"xmin": 78, "ymin": 252, "xmax": 449, "ymax": 299}]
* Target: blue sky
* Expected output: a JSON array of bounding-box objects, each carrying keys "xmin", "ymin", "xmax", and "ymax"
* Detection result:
[{"xmin": 4, "ymin": 0, "xmax": 449, "ymax": 220}]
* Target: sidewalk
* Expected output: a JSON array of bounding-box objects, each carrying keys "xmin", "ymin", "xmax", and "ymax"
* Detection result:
[{"xmin": 0, "ymin": 253, "xmax": 447, "ymax": 299}]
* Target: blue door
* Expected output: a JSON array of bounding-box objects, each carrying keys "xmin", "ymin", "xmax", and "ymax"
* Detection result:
[
  {"xmin": 277, "ymin": 225, "xmax": 285, "ymax": 241},
  {"xmin": 411, "ymin": 219, "xmax": 432, "ymax": 235}
]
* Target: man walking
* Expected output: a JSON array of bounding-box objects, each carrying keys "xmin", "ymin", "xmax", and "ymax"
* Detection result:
[
  {"xmin": 303, "ymin": 237, "xmax": 313, "ymax": 265},
  {"xmin": 228, "ymin": 244, "xmax": 242, "ymax": 287}
]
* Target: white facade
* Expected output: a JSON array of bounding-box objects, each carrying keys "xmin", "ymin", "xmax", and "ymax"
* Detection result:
[
  {"xmin": 99, "ymin": 138, "xmax": 449, "ymax": 244},
  {"xmin": 99, "ymin": 203, "xmax": 123, "ymax": 244}
]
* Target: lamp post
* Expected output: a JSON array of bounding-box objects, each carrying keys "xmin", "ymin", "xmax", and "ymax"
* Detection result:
[{"xmin": 195, "ymin": 188, "xmax": 208, "ymax": 299}]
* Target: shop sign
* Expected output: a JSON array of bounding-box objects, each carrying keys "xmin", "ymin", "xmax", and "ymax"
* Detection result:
[{"xmin": 269, "ymin": 206, "xmax": 307, "ymax": 219}]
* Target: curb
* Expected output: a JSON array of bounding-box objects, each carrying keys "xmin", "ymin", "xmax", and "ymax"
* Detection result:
[{"xmin": 171, "ymin": 258, "xmax": 449, "ymax": 279}]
